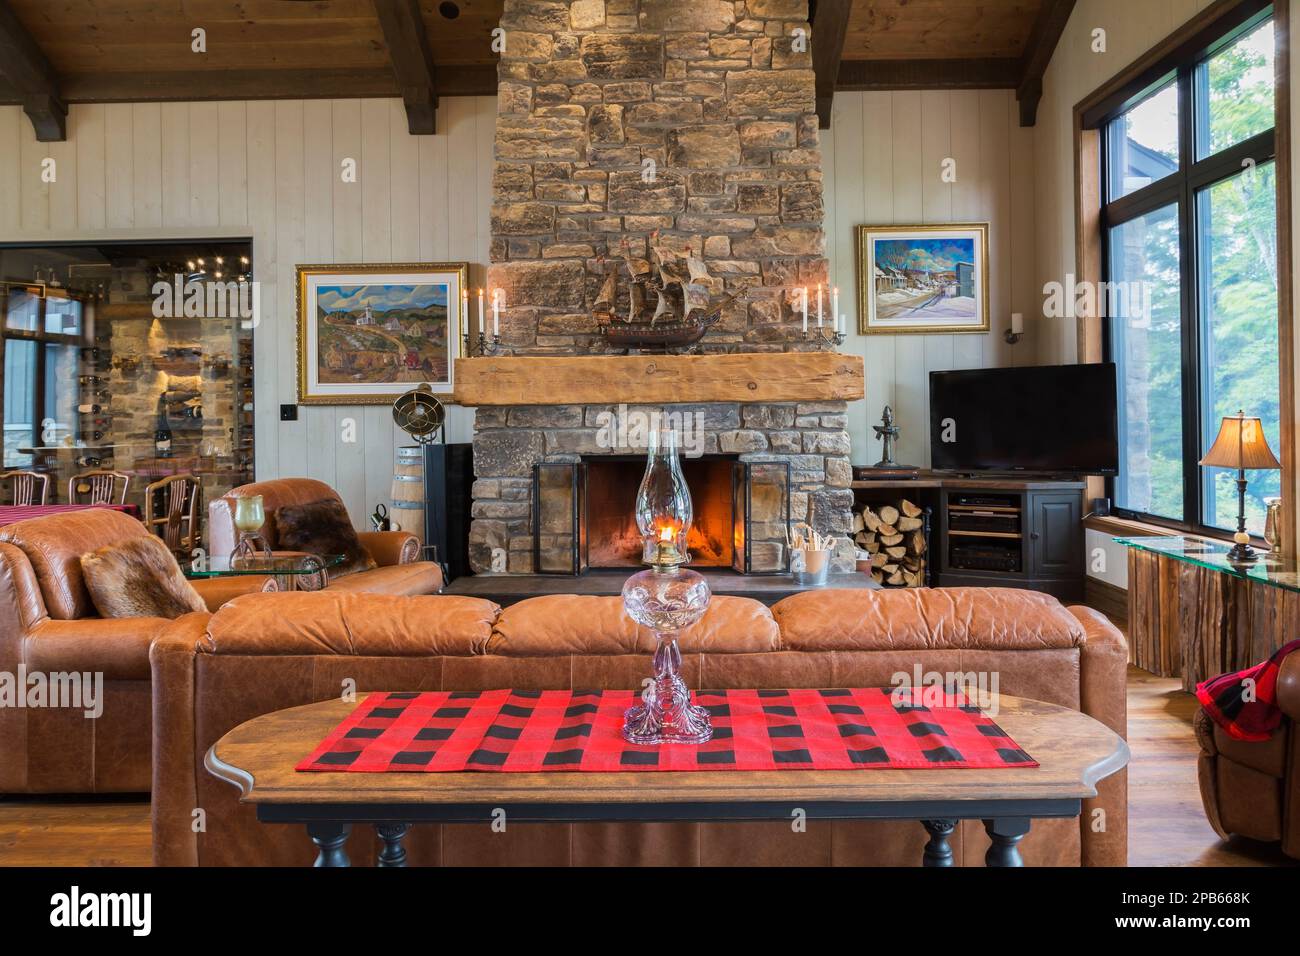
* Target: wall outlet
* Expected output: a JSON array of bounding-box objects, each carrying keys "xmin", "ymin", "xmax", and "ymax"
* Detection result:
[{"xmin": 280, "ymin": 404, "xmax": 298, "ymax": 421}]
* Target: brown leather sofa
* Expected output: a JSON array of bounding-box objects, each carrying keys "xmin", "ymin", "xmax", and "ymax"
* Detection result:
[
  {"xmin": 0, "ymin": 509, "xmax": 272, "ymax": 793},
  {"xmin": 1194, "ymin": 655, "xmax": 1300, "ymax": 858},
  {"xmin": 208, "ymin": 478, "xmax": 442, "ymax": 596},
  {"xmin": 151, "ymin": 586, "xmax": 1129, "ymax": 866}
]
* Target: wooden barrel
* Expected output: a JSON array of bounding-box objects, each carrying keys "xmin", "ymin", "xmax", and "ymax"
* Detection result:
[{"xmin": 390, "ymin": 445, "xmax": 425, "ymax": 542}]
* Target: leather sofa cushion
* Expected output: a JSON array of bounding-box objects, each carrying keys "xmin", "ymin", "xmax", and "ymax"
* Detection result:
[
  {"xmin": 203, "ymin": 592, "xmax": 500, "ymax": 656},
  {"xmin": 772, "ymin": 587, "xmax": 1085, "ymax": 652},
  {"xmin": 326, "ymin": 562, "xmax": 444, "ymax": 595},
  {"xmin": 0, "ymin": 509, "xmax": 150, "ymax": 620},
  {"xmin": 488, "ymin": 594, "xmax": 780, "ymax": 656}
]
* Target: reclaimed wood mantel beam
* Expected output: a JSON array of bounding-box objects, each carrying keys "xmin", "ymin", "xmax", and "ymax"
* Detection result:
[
  {"xmin": 451, "ymin": 353, "xmax": 866, "ymax": 407},
  {"xmin": 0, "ymin": 0, "xmax": 65, "ymax": 141}
]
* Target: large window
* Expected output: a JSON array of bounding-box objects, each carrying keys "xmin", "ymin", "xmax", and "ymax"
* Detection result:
[
  {"xmin": 2, "ymin": 289, "xmax": 83, "ymax": 469},
  {"xmin": 1101, "ymin": 9, "xmax": 1280, "ymax": 536}
]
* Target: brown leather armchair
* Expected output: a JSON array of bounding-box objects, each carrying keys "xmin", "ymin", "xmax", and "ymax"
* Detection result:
[
  {"xmin": 1195, "ymin": 655, "xmax": 1300, "ymax": 858},
  {"xmin": 208, "ymin": 478, "xmax": 442, "ymax": 596},
  {"xmin": 0, "ymin": 508, "xmax": 272, "ymax": 793},
  {"xmin": 151, "ymin": 587, "xmax": 1128, "ymax": 866}
]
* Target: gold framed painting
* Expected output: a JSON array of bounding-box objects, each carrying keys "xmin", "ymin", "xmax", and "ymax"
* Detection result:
[
  {"xmin": 296, "ymin": 262, "xmax": 468, "ymax": 405},
  {"xmin": 855, "ymin": 223, "xmax": 990, "ymax": 334}
]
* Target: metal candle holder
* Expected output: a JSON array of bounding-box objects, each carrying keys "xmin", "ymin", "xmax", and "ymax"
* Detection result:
[
  {"xmin": 462, "ymin": 330, "xmax": 501, "ymax": 357},
  {"xmin": 803, "ymin": 326, "xmax": 847, "ymax": 351}
]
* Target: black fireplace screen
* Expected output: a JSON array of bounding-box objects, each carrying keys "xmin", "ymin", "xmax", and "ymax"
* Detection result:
[{"xmin": 532, "ymin": 456, "xmax": 791, "ymax": 575}]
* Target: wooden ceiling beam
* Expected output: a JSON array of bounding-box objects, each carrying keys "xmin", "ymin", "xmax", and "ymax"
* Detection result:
[
  {"xmin": 811, "ymin": 0, "xmax": 853, "ymax": 129},
  {"xmin": 0, "ymin": 0, "xmax": 66, "ymax": 141},
  {"xmin": 1016, "ymin": 0, "xmax": 1077, "ymax": 126},
  {"xmin": 373, "ymin": 0, "xmax": 440, "ymax": 135},
  {"xmin": 0, "ymin": 66, "xmax": 498, "ymax": 106},
  {"xmin": 836, "ymin": 57, "xmax": 1022, "ymax": 91}
]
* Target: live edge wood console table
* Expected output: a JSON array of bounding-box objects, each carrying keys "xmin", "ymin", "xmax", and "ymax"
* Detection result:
[
  {"xmin": 205, "ymin": 694, "xmax": 1128, "ymax": 868},
  {"xmin": 1119, "ymin": 535, "xmax": 1300, "ymax": 691}
]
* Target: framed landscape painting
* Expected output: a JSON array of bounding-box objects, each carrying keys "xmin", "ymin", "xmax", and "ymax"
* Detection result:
[
  {"xmin": 296, "ymin": 262, "xmax": 468, "ymax": 404},
  {"xmin": 855, "ymin": 224, "xmax": 990, "ymax": 334}
]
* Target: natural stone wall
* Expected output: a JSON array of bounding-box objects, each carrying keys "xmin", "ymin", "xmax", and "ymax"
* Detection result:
[
  {"xmin": 469, "ymin": 401, "xmax": 855, "ymax": 573},
  {"xmin": 488, "ymin": 0, "xmax": 826, "ymax": 352}
]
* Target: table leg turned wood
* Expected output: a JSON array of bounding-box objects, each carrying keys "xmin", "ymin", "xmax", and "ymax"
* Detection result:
[
  {"xmin": 376, "ymin": 823, "xmax": 411, "ymax": 867},
  {"xmin": 307, "ymin": 823, "xmax": 351, "ymax": 867},
  {"xmin": 920, "ymin": 820, "xmax": 956, "ymax": 867},
  {"xmin": 983, "ymin": 818, "xmax": 1030, "ymax": 867}
]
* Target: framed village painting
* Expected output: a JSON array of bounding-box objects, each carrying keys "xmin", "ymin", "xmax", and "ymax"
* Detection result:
[
  {"xmin": 296, "ymin": 262, "xmax": 468, "ymax": 404},
  {"xmin": 855, "ymin": 224, "xmax": 990, "ymax": 334}
]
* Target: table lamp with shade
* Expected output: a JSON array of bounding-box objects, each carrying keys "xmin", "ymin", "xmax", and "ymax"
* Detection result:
[{"xmin": 1200, "ymin": 410, "xmax": 1281, "ymax": 562}]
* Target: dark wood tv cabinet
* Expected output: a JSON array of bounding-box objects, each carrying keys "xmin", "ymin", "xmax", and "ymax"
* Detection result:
[{"xmin": 850, "ymin": 472, "xmax": 1086, "ymax": 602}]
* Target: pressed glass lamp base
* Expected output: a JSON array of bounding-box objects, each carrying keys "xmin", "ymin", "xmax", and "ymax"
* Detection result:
[
  {"xmin": 621, "ymin": 565, "xmax": 712, "ymax": 745},
  {"xmin": 622, "ymin": 631, "xmax": 713, "ymax": 745}
]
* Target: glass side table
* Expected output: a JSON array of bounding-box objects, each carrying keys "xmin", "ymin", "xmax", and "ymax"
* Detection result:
[
  {"xmin": 184, "ymin": 553, "xmax": 346, "ymax": 592},
  {"xmin": 1114, "ymin": 535, "xmax": 1294, "ymax": 690},
  {"xmin": 1114, "ymin": 535, "xmax": 1300, "ymax": 593}
]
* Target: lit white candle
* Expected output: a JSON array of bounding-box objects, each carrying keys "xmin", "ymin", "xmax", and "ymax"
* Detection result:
[
  {"xmin": 831, "ymin": 286, "xmax": 840, "ymax": 327},
  {"xmin": 801, "ymin": 287, "xmax": 808, "ymax": 332},
  {"xmin": 816, "ymin": 283, "xmax": 823, "ymax": 328},
  {"xmin": 477, "ymin": 288, "xmax": 485, "ymax": 335},
  {"xmin": 492, "ymin": 289, "xmax": 502, "ymax": 337},
  {"xmin": 461, "ymin": 289, "xmax": 469, "ymax": 339},
  {"xmin": 1011, "ymin": 312, "xmax": 1024, "ymax": 335}
]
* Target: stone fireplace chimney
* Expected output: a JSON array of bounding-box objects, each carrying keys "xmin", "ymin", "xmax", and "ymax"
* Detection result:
[
  {"xmin": 488, "ymin": 0, "xmax": 827, "ymax": 350},
  {"xmin": 471, "ymin": 0, "xmax": 854, "ymax": 576}
]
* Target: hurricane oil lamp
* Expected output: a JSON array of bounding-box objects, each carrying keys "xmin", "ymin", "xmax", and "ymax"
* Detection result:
[{"xmin": 621, "ymin": 424, "xmax": 713, "ymax": 745}]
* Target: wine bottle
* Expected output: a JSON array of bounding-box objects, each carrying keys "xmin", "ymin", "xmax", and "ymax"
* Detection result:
[
  {"xmin": 77, "ymin": 403, "xmax": 102, "ymax": 414},
  {"xmin": 154, "ymin": 395, "xmax": 173, "ymax": 458}
]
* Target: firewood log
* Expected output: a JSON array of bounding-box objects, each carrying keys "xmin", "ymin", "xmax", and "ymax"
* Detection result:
[
  {"xmin": 852, "ymin": 512, "xmax": 865, "ymax": 533},
  {"xmin": 878, "ymin": 505, "xmax": 900, "ymax": 526},
  {"xmin": 870, "ymin": 569, "xmax": 884, "ymax": 584},
  {"xmin": 901, "ymin": 500, "xmax": 922, "ymax": 518},
  {"xmin": 880, "ymin": 532, "xmax": 904, "ymax": 547},
  {"xmin": 877, "ymin": 524, "xmax": 897, "ymax": 537},
  {"xmin": 870, "ymin": 551, "xmax": 889, "ymax": 569},
  {"xmin": 886, "ymin": 546, "xmax": 908, "ymax": 560},
  {"xmin": 903, "ymin": 570, "xmax": 921, "ymax": 587},
  {"xmin": 886, "ymin": 570, "xmax": 904, "ymax": 586},
  {"xmin": 897, "ymin": 516, "xmax": 923, "ymax": 532},
  {"xmin": 910, "ymin": 530, "xmax": 926, "ymax": 554},
  {"xmin": 862, "ymin": 508, "xmax": 881, "ymax": 532}
]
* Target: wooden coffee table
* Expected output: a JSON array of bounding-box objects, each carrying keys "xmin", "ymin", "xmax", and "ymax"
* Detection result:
[{"xmin": 205, "ymin": 693, "xmax": 1129, "ymax": 868}]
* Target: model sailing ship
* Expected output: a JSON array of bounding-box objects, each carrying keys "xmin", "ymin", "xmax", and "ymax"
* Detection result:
[{"xmin": 594, "ymin": 234, "xmax": 742, "ymax": 353}]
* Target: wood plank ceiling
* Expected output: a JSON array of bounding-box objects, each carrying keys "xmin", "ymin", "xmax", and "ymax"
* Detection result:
[{"xmin": 0, "ymin": 0, "xmax": 1074, "ymax": 141}]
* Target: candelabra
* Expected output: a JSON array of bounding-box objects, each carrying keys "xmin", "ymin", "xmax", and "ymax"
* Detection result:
[
  {"xmin": 462, "ymin": 329, "xmax": 502, "ymax": 357},
  {"xmin": 803, "ymin": 326, "xmax": 847, "ymax": 351}
]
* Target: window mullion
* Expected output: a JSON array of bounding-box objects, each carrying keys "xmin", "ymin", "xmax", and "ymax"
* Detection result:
[{"xmin": 1177, "ymin": 65, "xmax": 1203, "ymax": 528}]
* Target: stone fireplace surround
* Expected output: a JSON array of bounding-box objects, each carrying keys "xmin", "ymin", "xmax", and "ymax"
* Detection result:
[
  {"xmin": 469, "ymin": 400, "xmax": 855, "ymax": 574},
  {"xmin": 471, "ymin": 0, "xmax": 854, "ymax": 576}
]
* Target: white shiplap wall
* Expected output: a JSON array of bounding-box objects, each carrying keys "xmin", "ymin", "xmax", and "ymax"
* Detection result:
[
  {"xmin": 0, "ymin": 96, "xmax": 495, "ymax": 525},
  {"xmin": 822, "ymin": 89, "xmax": 1040, "ymax": 466}
]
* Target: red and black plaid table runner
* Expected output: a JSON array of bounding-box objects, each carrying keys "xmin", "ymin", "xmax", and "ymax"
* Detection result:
[{"xmin": 296, "ymin": 688, "xmax": 1037, "ymax": 773}]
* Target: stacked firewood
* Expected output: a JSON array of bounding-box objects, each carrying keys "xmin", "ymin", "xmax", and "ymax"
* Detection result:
[{"xmin": 853, "ymin": 499, "xmax": 926, "ymax": 587}]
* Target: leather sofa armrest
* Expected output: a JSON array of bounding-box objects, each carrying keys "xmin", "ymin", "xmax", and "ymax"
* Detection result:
[
  {"xmin": 190, "ymin": 575, "xmax": 277, "ymax": 612},
  {"xmin": 357, "ymin": 530, "xmax": 420, "ymax": 566},
  {"xmin": 149, "ymin": 618, "xmax": 207, "ymax": 866},
  {"xmin": 1277, "ymin": 652, "xmax": 1300, "ymax": 722}
]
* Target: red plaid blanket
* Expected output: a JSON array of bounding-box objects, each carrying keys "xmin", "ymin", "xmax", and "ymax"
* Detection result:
[
  {"xmin": 296, "ymin": 688, "xmax": 1037, "ymax": 773},
  {"xmin": 1196, "ymin": 639, "xmax": 1300, "ymax": 742}
]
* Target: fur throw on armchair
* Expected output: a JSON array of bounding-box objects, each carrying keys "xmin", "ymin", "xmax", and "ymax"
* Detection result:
[{"xmin": 273, "ymin": 498, "xmax": 376, "ymax": 578}]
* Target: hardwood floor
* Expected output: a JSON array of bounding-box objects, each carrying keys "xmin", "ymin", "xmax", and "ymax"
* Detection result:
[{"xmin": 0, "ymin": 667, "xmax": 1294, "ymax": 867}]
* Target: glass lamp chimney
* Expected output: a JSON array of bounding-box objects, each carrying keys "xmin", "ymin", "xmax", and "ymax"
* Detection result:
[{"xmin": 635, "ymin": 424, "xmax": 692, "ymax": 568}]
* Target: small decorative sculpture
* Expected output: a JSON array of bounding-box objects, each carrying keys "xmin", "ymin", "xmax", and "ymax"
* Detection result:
[{"xmin": 872, "ymin": 405, "xmax": 901, "ymax": 468}]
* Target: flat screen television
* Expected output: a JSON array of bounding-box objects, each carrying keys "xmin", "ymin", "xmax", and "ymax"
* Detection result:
[{"xmin": 929, "ymin": 363, "xmax": 1119, "ymax": 476}]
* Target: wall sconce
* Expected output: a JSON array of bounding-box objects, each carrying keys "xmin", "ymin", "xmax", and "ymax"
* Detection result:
[{"xmin": 1004, "ymin": 312, "xmax": 1024, "ymax": 345}]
